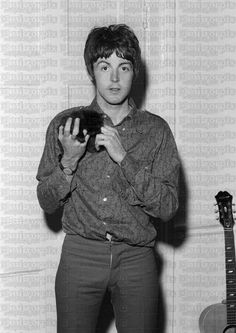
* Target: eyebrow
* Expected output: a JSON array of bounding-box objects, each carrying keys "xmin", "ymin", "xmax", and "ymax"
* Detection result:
[{"xmin": 95, "ymin": 59, "xmax": 132, "ymax": 66}]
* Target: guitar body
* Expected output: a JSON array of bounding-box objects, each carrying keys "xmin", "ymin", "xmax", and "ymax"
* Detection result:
[
  {"xmin": 199, "ymin": 303, "xmax": 236, "ymax": 333},
  {"xmin": 199, "ymin": 192, "xmax": 236, "ymax": 333}
]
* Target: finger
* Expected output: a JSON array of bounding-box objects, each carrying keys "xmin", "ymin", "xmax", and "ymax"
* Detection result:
[
  {"xmin": 101, "ymin": 126, "xmax": 112, "ymax": 133},
  {"xmin": 96, "ymin": 136, "xmax": 110, "ymax": 149},
  {"xmin": 72, "ymin": 118, "xmax": 80, "ymax": 136},
  {"xmin": 103, "ymin": 125, "xmax": 114, "ymax": 130},
  {"xmin": 94, "ymin": 135, "xmax": 99, "ymax": 151},
  {"xmin": 95, "ymin": 133, "xmax": 105, "ymax": 141},
  {"xmin": 64, "ymin": 117, "xmax": 72, "ymax": 135},
  {"xmin": 101, "ymin": 126, "xmax": 117, "ymax": 136},
  {"xmin": 95, "ymin": 134, "xmax": 104, "ymax": 150},
  {"xmin": 79, "ymin": 129, "xmax": 90, "ymax": 144},
  {"xmin": 103, "ymin": 125, "xmax": 117, "ymax": 131},
  {"xmin": 58, "ymin": 125, "xmax": 64, "ymax": 140},
  {"xmin": 95, "ymin": 140, "xmax": 101, "ymax": 151},
  {"xmin": 84, "ymin": 134, "xmax": 90, "ymax": 144},
  {"xmin": 78, "ymin": 129, "xmax": 90, "ymax": 145}
]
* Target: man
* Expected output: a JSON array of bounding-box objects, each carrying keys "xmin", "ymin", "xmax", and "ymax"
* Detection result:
[{"xmin": 36, "ymin": 24, "xmax": 180, "ymax": 333}]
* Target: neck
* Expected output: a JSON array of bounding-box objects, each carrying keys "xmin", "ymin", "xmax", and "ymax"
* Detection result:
[{"xmin": 96, "ymin": 98, "xmax": 131, "ymax": 125}]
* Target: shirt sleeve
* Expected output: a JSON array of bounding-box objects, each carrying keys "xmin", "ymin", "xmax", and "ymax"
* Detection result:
[
  {"xmin": 36, "ymin": 118, "xmax": 76, "ymax": 214},
  {"xmin": 116, "ymin": 122, "xmax": 180, "ymax": 222}
]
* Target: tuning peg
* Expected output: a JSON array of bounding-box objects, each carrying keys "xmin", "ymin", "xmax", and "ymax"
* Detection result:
[{"xmin": 214, "ymin": 209, "xmax": 219, "ymax": 214}]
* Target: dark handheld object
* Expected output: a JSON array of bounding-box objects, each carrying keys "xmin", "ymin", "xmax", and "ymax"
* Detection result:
[{"xmin": 60, "ymin": 108, "xmax": 104, "ymax": 153}]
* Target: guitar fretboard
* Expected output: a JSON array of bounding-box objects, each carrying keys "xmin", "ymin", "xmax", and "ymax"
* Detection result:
[{"xmin": 224, "ymin": 229, "xmax": 236, "ymax": 325}]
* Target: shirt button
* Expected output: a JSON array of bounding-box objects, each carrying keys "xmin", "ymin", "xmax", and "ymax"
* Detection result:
[
  {"xmin": 103, "ymin": 222, "xmax": 106, "ymax": 225},
  {"xmin": 106, "ymin": 175, "xmax": 110, "ymax": 178},
  {"xmin": 122, "ymin": 127, "xmax": 126, "ymax": 131},
  {"xmin": 103, "ymin": 197, "xmax": 108, "ymax": 202}
]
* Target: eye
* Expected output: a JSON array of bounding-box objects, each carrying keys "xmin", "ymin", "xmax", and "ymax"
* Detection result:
[
  {"xmin": 101, "ymin": 65, "xmax": 109, "ymax": 71},
  {"xmin": 121, "ymin": 66, "xmax": 130, "ymax": 72}
]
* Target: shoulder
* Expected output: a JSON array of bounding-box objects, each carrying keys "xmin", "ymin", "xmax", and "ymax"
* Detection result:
[
  {"xmin": 136, "ymin": 110, "xmax": 178, "ymax": 152},
  {"xmin": 135, "ymin": 109, "xmax": 171, "ymax": 133}
]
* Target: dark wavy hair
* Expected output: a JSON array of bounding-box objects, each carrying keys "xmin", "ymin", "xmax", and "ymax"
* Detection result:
[{"xmin": 84, "ymin": 24, "xmax": 141, "ymax": 83}]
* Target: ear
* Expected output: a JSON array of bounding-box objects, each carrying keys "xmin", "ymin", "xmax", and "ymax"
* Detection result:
[
  {"xmin": 88, "ymin": 73, "xmax": 93, "ymax": 82},
  {"xmin": 85, "ymin": 66, "xmax": 95, "ymax": 84},
  {"xmin": 86, "ymin": 69, "xmax": 95, "ymax": 84},
  {"xmin": 89, "ymin": 75, "xmax": 96, "ymax": 86}
]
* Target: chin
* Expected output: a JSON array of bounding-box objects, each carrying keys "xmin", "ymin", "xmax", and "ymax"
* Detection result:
[{"xmin": 105, "ymin": 95, "xmax": 128, "ymax": 105}]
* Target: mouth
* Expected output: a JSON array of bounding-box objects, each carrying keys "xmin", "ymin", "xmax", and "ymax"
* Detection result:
[
  {"xmin": 109, "ymin": 88, "xmax": 121, "ymax": 95},
  {"xmin": 109, "ymin": 87, "xmax": 120, "ymax": 92}
]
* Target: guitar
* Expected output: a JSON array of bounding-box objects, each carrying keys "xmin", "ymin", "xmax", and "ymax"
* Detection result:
[{"xmin": 199, "ymin": 191, "xmax": 236, "ymax": 333}]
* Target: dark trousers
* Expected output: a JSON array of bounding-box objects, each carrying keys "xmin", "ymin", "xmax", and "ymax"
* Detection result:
[{"xmin": 55, "ymin": 234, "xmax": 159, "ymax": 333}]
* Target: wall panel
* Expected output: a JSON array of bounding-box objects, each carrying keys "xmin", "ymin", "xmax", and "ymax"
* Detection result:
[{"xmin": 0, "ymin": 1, "xmax": 236, "ymax": 332}]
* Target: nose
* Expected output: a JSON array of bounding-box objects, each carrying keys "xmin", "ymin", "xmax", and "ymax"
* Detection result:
[{"xmin": 111, "ymin": 69, "xmax": 119, "ymax": 82}]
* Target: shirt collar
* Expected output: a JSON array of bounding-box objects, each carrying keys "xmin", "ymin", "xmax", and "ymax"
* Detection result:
[{"xmin": 88, "ymin": 97, "xmax": 138, "ymax": 120}]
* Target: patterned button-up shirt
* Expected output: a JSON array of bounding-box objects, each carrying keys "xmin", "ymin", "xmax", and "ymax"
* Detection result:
[{"xmin": 36, "ymin": 99, "xmax": 180, "ymax": 247}]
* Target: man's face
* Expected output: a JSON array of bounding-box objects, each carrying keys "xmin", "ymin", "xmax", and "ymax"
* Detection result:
[{"xmin": 92, "ymin": 51, "xmax": 134, "ymax": 108}]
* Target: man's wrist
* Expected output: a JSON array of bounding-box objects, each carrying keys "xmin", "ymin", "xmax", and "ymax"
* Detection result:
[
  {"xmin": 59, "ymin": 161, "xmax": 76, "ymax": 176},
  {"xmin": 117, "ymin": 152, "xmax": 127, "ymax": 166},
  {"xmin": 59, "ymin": 156, "xmax": 78, "ymax": 175}
]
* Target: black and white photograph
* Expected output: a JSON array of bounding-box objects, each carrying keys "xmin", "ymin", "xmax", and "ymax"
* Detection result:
[{"xmin": 0, "ymin": 1, "xmax": 236, "ymax": 332}]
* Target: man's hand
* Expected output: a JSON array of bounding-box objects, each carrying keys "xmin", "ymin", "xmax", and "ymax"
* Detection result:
[
  {"xmin": 58, "ymin": 117, "xmax": 89, "ymax": 168},
  {"xmin": 95, "ymin": 125, "xmax": 126, "ymax": 164}
]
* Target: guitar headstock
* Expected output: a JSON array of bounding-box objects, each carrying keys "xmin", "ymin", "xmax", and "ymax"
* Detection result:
[{"xmin": 215, "ymin": 191, "xmax": 234, "ymax": 229}]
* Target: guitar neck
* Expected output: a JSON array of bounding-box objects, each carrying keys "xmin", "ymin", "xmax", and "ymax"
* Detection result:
[{"xmin": 224, "ymin": 228, "xmax": 236, "ymax": 325}]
